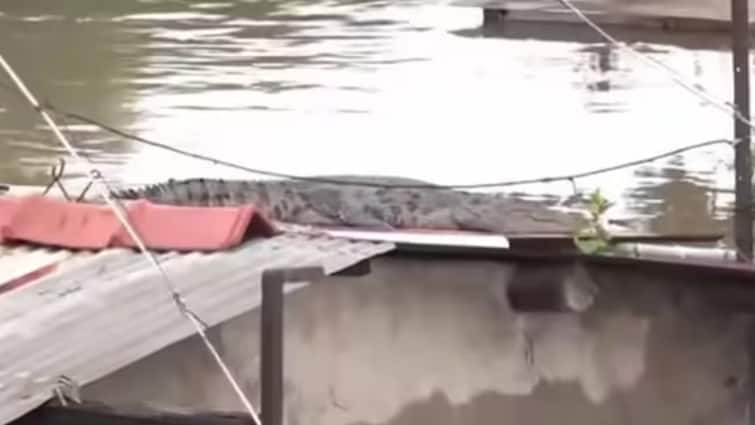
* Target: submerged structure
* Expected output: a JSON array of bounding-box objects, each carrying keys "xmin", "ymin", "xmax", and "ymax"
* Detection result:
[{"xmin": 452, "ymin": 0, "xmax": 755, "ymax": 30}]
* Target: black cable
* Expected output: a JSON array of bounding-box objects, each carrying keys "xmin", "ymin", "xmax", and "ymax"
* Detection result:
[
  {"xmin": 46, "ymin": 107, "xmax": 736, "ymax": 189},
  {"xmin": 0, "ymin": 78, "xmax": 735, "ymax": 190}
]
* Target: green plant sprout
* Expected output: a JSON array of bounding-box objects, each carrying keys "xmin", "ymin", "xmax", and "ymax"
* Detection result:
[{"xmin": 573, "ymin": 188, "xmax": 614, "ymax": 254}]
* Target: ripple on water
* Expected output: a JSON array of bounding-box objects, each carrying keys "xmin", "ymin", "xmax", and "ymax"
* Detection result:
[
  {"xmin": 190, "ymin": 3, "xmax": 236, "ymax": 10},
  {"xmin": 0, "ymin": 0, "xmax": 741, "ymax": 236},
  {"xmin": 112, "ymin": 12, "xmax": 227, "ymax": 22},
  {"xmin": 18, "ymin": 15, "xmax": 65, "ymax": 22}
]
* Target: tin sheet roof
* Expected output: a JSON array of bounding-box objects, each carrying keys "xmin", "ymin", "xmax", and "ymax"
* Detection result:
[{"xmin": 0, "ymin": 232, "xmax": 394, "ymax": 425}]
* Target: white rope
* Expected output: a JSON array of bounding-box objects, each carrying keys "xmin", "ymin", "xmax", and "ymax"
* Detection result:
[
  {"xmin": 553, "ymin": 0, "xmax": 755, "ymax": 135},
  {"xmin": 0, "ymin": 53, "xmax": 262, "ymax": 425}
]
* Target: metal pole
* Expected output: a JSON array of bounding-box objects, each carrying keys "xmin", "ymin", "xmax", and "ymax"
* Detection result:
[
  {"xmin": 732, "ymin": 0, "xmax": 754, "ymax": 261},
  {"xmin": 260, "ymin": 271, "xmax": 284, "ymax": 425},
  {"xmin": 750, "ymin": 317, "xmax": 755, "ymax": 425},
  {"xmin": 260, "ymin": 267, "xmax": 325, "ymax": 425}
]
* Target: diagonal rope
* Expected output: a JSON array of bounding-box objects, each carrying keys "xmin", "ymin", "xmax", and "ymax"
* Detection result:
[
  {"xmin": 0, "ymin": 52, "xmax": 262, "ymax": 425},
  {"xmin": 552, "ymin": 0, "xmax": 755, "ymax": 132}
]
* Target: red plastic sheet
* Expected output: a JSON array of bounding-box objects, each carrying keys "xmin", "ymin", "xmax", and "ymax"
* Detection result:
[{"xmin": 0, "ymin": 195, "xmax": 276, "ymax": 251}]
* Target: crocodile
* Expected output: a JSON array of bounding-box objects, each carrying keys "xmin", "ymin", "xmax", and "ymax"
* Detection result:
[{"xmin": 106, "ymin": 175, "xmax": 586, "ymax": 235}]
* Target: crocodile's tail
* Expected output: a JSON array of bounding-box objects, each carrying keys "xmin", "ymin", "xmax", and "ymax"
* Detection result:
[{"xmin": 109, "ymin": 178, "xmax": 266, "ymax": 207}]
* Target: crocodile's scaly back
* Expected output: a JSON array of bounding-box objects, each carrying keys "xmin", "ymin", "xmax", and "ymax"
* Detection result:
[{"xmin": 109, "ymin": 176, "xmax": 584, "ymax": 234}]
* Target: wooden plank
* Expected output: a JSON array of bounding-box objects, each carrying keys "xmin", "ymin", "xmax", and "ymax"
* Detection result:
[
  {"xmin": 482, "ymin": 8, "xmax": 738, "ymax": 30},
  {"xmin": 505, "ymin": 233, "xmax": 725, "ymax": 255}
]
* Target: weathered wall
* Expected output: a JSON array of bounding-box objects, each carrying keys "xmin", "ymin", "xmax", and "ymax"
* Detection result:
[{"xmin": 82, "ymin": 256, "xmax": 750, "ymax": 425}]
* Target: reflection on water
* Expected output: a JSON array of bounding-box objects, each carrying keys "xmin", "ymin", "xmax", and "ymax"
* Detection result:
[{"xmin": 0, "ymin": 0, "xmax": 744, "ymax": 238}]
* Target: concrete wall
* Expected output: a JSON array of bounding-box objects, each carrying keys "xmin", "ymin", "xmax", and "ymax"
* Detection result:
[{"xmin": 82, "ymin": 256, "xmax": 750, "ymax": 425}]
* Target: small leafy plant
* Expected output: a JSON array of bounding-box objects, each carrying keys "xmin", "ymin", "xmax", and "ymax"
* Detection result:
[{"xmin": 573, "ymin": 189, "xmax": 614, "ymax": 254}]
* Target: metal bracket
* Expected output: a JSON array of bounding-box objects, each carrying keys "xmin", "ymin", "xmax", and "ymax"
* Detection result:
[
  {"xmin": 52, "ymin": 375, "xmax": 81, "ymax": 407},
  {"xmin": 41, "ymin": 158, "xmax": 96, "ymax": 202}
]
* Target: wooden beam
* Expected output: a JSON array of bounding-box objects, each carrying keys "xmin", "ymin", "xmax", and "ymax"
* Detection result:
[
  {"xmin": 260, "ymin": 267, "xmax": 326, "ymax": 425},
  {"xmin": 10, "ymin": 402, "xmax": 252, "ymax": 425},
  {"xmin": 731, "ymin": 0, "xmax": 753, "ymax": 261}
]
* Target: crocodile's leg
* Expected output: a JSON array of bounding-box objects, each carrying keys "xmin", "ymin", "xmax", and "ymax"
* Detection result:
[
  {"xmin": 451, "ymin": 206, "xmax": 509, "ymax": 234},
  {"xmin": 313, "ymin": 203, "xmax": 395, "ymax": 229}
]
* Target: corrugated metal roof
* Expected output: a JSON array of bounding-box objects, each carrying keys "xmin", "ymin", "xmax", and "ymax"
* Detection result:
[
  {"xmin": 0, "ymin": 245, "xmax": 72, "ymax": 294},
  {"xmin": 0, "ymin": 233, "xmax": 394, "ymax": 425}
]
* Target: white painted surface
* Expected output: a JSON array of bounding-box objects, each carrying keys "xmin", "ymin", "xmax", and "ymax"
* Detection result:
[{"xmin": 320, "ymin": 228, "xmax": 510, "ymax": 249}]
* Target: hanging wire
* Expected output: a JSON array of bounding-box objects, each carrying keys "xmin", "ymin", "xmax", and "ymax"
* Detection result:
[
  {"xmin": 30, "ymin": 105, "xmax": 745, "ymax": 190},
  {"xmin": 0, "ymin": 77, "xmax": 739, "ymax": 192},
  {"xmin": 0, "ymin": 53, "xmax": 262, "ymax": 425},
  {"xmin": 47, "ymin": 106, "xmax": 738, "ymax": 189}
]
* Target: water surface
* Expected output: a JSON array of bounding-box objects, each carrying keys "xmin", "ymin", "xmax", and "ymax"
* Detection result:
[{"xmin": 0, "ymin": 0, "xmax": 747, "ymax": 239}]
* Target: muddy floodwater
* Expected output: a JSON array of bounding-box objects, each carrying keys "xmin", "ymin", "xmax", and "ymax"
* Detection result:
[{"xmin": 0, "ymin": 0, "xmax": 749, "ymax": 240}]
